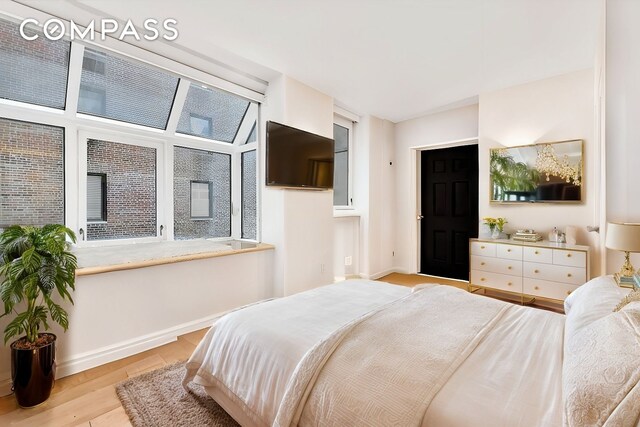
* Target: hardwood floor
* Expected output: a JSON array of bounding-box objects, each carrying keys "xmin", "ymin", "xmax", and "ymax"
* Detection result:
[
  {"xmin": 0, "ymin": 328, "xmax": 207, "ymax": 426},
  {"xmin": 0, "ymin": 272, "xmax": 562, "ymax": 426}
]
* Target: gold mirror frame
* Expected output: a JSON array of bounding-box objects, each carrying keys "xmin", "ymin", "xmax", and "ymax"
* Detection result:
[{"xmin": 489, "ymin": 139, "xmax": 585, "ymax": 204}]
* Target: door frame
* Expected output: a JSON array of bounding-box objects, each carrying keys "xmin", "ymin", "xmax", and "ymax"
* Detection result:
[{"xmin": 409, "ymin": 137, "xmax": 479, "ymax": 276}]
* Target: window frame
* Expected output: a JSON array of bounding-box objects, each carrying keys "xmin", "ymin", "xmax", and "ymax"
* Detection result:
[
  {"xmin": 333, "ymin": 114, "xmax": 354, "ymax": 209},
  {"xmin": 0, "ymin": 16, "xmax": 262, "ymax": 246}
]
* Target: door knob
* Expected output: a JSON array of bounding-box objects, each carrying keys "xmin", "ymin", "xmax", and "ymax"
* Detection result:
[{"xmin": 417, "ymin": 215, "xmax": 424, "ymax": 220}]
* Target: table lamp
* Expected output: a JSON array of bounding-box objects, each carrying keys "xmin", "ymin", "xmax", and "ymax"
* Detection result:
[{"xmin": 605, "ymin": 222, "xmax": 640, "ymax": 288}]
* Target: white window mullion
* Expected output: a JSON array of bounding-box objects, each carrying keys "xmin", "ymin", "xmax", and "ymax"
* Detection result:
[
  {"xmin": 231, "ymin": 148, "xmax": 242, "ymax": 239},
  {"xmin": 65, "ymin": 43, "xmax": 85, "ymax": 117},
  {"xmin": 165, "ymin": 79, "xmax": 190, "ymax": 135}
]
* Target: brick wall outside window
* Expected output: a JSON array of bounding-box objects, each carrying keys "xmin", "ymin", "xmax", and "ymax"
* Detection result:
[
  {"xmin": 0, "ymin": 118, "xmax": 64, "ymax": 228},
  {"xmin": 86, "ymin": 139, "xmax": 157, "ymax": 240},
  {"xmin": 174, "ymin": 146, "xmax": 231, "ymax": 239}
]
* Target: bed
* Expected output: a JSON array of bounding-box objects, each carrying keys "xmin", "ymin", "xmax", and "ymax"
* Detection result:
[{"xmin": 183, "ymin": 277, "xmax": 640, "ymax": 427}]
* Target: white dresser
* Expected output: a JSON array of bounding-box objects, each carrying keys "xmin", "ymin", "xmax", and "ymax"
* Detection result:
[{"xmin": 469, "ymin": 238, "xmax": 590, "ymax": 303}]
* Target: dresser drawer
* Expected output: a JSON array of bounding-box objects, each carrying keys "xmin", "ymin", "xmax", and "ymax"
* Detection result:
[
  {"xmin": 471, "ymin": 255, "xmax": 522, "ymax": 276},
  {"xmin": 523, "ymin": 278, "xmax": 579, "ymax": 301},
  {"xmin": 470, "ymin": 242, "xmax": 496, "ymax": 257},
  {"xmin": 523, "ymin": 262, "xmax": 586, "ymax": 286},
  {"xmin": 496, "ymin": 244, "xmax": 523, "ymax": 261},
  {"xmin": 523, "ymin": 246, "xmax": 553, "ymax": 264},
  {"xmin": 471, "ymin": 270, "xmax": 523, "ymax": 293},
  {"xmin": 552, "ymin": 249, "xmax": 586, "ymax": 268}
]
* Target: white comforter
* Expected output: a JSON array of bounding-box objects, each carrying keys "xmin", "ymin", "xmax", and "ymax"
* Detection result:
[{"xmin": 184, "ymin": 280, "xmax": 565, "ymax": 427}]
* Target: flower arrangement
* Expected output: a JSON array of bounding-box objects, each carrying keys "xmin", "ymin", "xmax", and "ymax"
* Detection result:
[{"xmin": 483, "ymin": 217, "xmax": 508, "ymax": 233}]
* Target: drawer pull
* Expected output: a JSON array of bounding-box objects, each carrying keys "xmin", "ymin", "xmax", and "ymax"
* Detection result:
[
  {"xmin": 534, "ymin": 269, "xmax": 539, "ymax": 273},
  {"xmin": 507, "ymin": 249, "xmax": 512, "ymax": 252},
  {"xmin": 534, "ymin": 251, "xmax": 539, "ymax": 254},
  {"xmin": 480, "ymin": 262, "xmax": 485, "ymax": 266},
  {"xmin": 534, "ymin": 286, "xmax": 539, "ymax": 290},
  {"xmin": 508, "ymin": 266, "xmax": 512, "ymax": 270},
  {"xmin": 480, "ymin": 278, "xmax": 486, "ymax": 282},
  {"xmin": 567, "ymin": 273, "xmax": 572, "ymax": 278},
  {"xmin": 567, "ymin": 253, "xmax": 572, "ymax": 258},
  {"xmin": 566, "ymin": 290, "xmax": 572, "ymax": 296},
  {"xmin": 481, "ymin": 245, "xmax": 485, "ymax": 249},
  {"xmin": 507, "ymin": 282, "xmax": 512, "ymax": 286}
]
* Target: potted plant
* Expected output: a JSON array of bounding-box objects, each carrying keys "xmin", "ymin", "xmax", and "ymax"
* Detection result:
[
  {"xmin": 0, "ymin": 225, "xmax": 77, "ymax": 407},
  {"xmin": 483, "ymin": 217, "xmax": 508, "ymax": 239}
]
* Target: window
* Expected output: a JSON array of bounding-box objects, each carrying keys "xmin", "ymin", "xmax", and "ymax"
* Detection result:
[
  {"xmin": 177, "ymin": 84, "xmax": 250, "ymax": 142},
  {"xmin": 0, "ymin": 18, "xmax": 70, "ymax": 109},
  {"xmin": 87, "ymin": 173, "xmax": 107, "ymax": 222},
  {"xmin": 78, "ymin": 85, "xmax": 106, "ymax": 115},
  {"xmin": 86, "ymin": 138, "xmax": 158, "ymax": 241},
  {"xmin": 190, "ymin": 181, "xmax": 212, "ymax": 218},
  {"xmin": 189, "ymin": 114, "xmax": 213, "ymax": 138},
  {"xmin": 0, "ymin": 118, "xmax": 64, "ymax": 228},
  {"xmin": 241, "ymin": 150, "xmax": 257, "ymax": 239},
  {"xmin": 173, "ymin": 146, "xmax": 231, "ymax": 239},
  {"xmin": 78, "ymin": 48, "xmax": 179, "ymax": 129},
  {"xmin": 333, "ymin": 118, "xmax": 352, "ymax": 206}
]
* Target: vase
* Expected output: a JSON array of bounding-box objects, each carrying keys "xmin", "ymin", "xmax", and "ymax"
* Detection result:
[
  {"xmin": 11, "ymin": 333, "xmax": 56, "ymax": 407},
  {"xmin": 491, "ymin": 229, "xmax": 500, "ymax": 239}
]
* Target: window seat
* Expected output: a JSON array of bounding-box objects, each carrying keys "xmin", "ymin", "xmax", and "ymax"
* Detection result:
[{"xmin": 74, "ymin": 240, "xmax": 274, "ymax": 276}]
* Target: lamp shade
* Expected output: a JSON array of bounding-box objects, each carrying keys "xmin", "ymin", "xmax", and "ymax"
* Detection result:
[{"xmin": 605, "ymin": 222, "xmax": 640, "ymax": 252}]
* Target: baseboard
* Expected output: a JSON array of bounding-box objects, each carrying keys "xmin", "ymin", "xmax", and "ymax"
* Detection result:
[
  {"xmin": 0, "ymin": 312, "xmax": 223, "ymax": 397},
  {"xmin": 360, "ymin": 268, "xmax": 398, "ymax": 280}
]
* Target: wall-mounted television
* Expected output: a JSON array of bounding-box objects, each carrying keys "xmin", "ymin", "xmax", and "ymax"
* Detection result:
[
  {"xmin": 490, "ymin": 139, "xmax": 583, "ymax": 203},
  {"xmin": 266, "ymin": 121, "xmax": 335, "ymax": 189}
]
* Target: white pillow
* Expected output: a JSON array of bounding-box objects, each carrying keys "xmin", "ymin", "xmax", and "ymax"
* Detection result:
[
  {"xmin": 563, "ymin": 300, "xmax": 640, "ymax": 426},
  {"xmin": 564, "ymin": 275, "xmax": 631, "ymax": 339}
]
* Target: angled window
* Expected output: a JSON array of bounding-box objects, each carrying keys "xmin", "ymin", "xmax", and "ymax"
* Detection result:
[
  {"xmin": 173, "ymin": 146, "xmax": 231, "ymax": 239},
  {"xmin": 190, "ymin": 181, "xmax": 212, "ymax": 218},
  {"xmin": 244, "ymin": 122, "xmax": 257, "ymax": 144},
  {"xmin": 333, "ymin": 122, "xmax": 350, "ymax": 206},
  {"xmin": 87, "ymin": 173, "xmax": 107, "ymax": 222},
  {"xmin": 0, "ymin": 18, "xmax": 70, "ymax": 109},
  {"xmin": 241, "ymin": 150, "xmax": 257, "ymax": 239},
  {"xmin": 0, "ymin": 118, "xmax": 65, "ymax": 228},
  {"xmin": 177, "ymin": 84, "xmax": 250, "ymax": 143},
  {"xmin": 78, "ymin": 48, "xmax": 179, "ymax": 129}
]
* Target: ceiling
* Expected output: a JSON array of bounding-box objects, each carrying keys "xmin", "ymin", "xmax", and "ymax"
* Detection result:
[{"xmin": 18, "ymin": 0, "xmax": 600, "ymax": 123}]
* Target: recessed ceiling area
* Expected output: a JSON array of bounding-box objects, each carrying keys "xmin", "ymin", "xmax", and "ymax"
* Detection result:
[{"xmin": 19, "ymin": 0, "xmax": 600, "ymax": 122}]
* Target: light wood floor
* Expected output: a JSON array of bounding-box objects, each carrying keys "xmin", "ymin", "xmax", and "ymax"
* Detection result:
[{"xmin": 0, "ymin": 273, "xmax": 560, "ymax": 426}]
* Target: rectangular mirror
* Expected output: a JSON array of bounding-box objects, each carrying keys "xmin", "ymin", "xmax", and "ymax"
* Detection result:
[{"xmin": 490, "ymin": 139, "xmax": 583, "ymax": 203}]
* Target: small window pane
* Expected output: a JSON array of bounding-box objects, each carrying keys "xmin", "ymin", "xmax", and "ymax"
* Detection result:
[
  {"xmin": 0, "ymin": 118, "xmax": 64, "ymax": 228},
  {"xmin": 86, "ymin": 139, "xmax": 157, "ymax": 240},
  {"xmin": 174, "ymin": 146, "xmax": 231, "ymax": 239},
  {"xmin": 241, "ymin": 150, "xmax": 257, "ymax": 239},
  {"xmin": 244, "ymin": 122, "xmax": 257, "ymax": 144},
  {"xmin": 190, "ymin": 182, "xmax": 212, "ymax": 218},
  {"xmin": 177, "ymin": 84, "xmax": 250, "ymax": 143},
  {"xmin": 333, "ymin": 124, "xmax": 349, "ymax": 206},
  {"xmin": 87, "ymin": 174, "xmax": 106, "ymax": 221},
  {"xmin": 78, "ymin": 48, "xmax": 179, "ymax": 129},
  {"xmin": 0, "ymin": 18, "xmax": 70, "ymax": 109}
]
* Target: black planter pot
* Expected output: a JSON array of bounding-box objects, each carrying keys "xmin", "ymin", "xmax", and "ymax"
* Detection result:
[{"xmin": 10, "ymin": 333, "xmax": 56, "ymax": 408}]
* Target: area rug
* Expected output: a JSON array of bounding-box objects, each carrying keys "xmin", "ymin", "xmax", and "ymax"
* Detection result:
[{"xmin": 116, "ymin": 362, "xmax": 239, "ymax": 427}]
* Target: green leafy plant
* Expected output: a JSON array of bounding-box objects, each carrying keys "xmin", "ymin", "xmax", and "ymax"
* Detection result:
[
  {"xmin": 490, "ymin": 150, "xmax": 540, "ymax": 201},
  {"xmin": 0, "ymin": 225, "xmax": 77, "ymax": 345}
]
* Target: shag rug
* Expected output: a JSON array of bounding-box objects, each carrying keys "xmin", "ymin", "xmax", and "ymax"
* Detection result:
[{"xmin": 116, "ymin": 362, "xmax": 239, "ymax": 427}]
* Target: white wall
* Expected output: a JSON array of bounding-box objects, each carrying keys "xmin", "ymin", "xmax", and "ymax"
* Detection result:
[
  {"xmin": 356, "ymin": 115, "xmax": 397, "ymax": 279},
  {"xmin": 334, "ymin": 215, "xmax": 360, "ymax": 280},
  {"xmin": 394, "ymin": 104, "xmax": 479, "ymax": 273},
  {"xmin": 605, "ymin": 0, "xmax": 640, "ymax": 273},
  {"xmin": 0, "ymin": 250, "xmax": 274, "ymax": 396},
  {"xmin": 480, "ymin": 69, "xmax": 600, "ymax": 276},
  {"xmin": 261, "ymin": 75, "xmax": 335, "ymax": 295}
]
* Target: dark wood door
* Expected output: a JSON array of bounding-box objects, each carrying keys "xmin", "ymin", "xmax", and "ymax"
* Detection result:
[{"xmin": 420, "ymin": 145, "xmax": 478, "ymax": 280}]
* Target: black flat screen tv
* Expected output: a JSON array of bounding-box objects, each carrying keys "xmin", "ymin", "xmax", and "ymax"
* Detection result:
[{"xmin": 266, "ymin": 121, "xmax": 334, "ymax": 189}]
